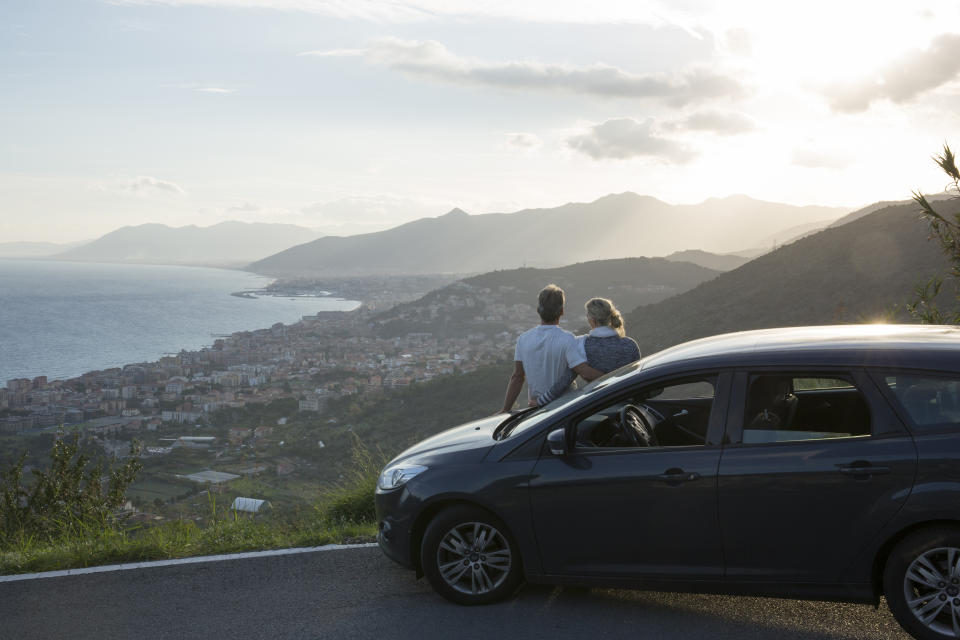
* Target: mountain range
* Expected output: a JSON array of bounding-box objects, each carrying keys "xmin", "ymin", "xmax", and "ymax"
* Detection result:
[
  {"xmin": 53, "ymin": 221, "xmax": 323, "ymax": 268},
  {"xmin": 249, "ymin": 193, "xmax": 848, "ymax": 277},
  {"xmin": 0, "ymin": 240, "xmax": 87, "ymax": 258},
  {"xmin": 360, "ymin": 196, "xmax": 957, "ymax": 361}
]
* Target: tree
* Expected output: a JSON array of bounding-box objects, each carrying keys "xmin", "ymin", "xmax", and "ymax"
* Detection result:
[{"xmin": 909, "ymin": 143, "xmax": 960, "ymax": 324}]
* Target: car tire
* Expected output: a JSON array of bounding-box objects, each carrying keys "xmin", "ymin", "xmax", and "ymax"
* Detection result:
[
  {"xmin": 420, "ymin": 505, "xmax": 523, "ymax": 605},
  {"xmin": 884, "ymin": 526, "xmax": 960, "ymax": 640}
]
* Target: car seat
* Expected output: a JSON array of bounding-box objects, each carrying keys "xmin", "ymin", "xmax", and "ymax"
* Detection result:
[{"xmin": 747, "ymin": 376, "xmax": 798, "ymax": 428}]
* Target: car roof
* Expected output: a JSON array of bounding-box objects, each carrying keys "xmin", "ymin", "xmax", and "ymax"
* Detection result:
[{"xmin": 639, "ymin": 325, "xmax": 960, "ymax": 373}]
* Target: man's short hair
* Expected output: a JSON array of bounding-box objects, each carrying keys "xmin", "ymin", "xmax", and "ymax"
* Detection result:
[{"xmin": 537, "ymin": 284, "xmax": 565, "ymax": 323}]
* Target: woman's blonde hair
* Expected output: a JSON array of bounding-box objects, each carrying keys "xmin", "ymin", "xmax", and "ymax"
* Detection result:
[{"xmin": 585, "ymin": 297, "xmax": 625, "ymax": 337}]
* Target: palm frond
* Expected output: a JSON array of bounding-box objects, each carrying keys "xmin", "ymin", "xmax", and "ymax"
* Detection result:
[{"xmin": 935, "ymin": 143, "xmax": 960, "ymax": 183}]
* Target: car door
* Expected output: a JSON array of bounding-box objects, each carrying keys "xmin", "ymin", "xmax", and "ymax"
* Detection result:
[
  {"xmin": 717, "ymin": 369, "xmax": 917, "ymax": 582},
  {"xmin": 528, "ymin": 372, "xmax": 730, "ymax": 579}
]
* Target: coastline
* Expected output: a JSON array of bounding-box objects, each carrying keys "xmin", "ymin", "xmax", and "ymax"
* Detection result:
[
  {"xmin": 0, "ymin": 268, "xmax": 494, "ymax": 440},
  {"xmin": 0, "ymin": 260, "xmax": 361, "ymax": 385}
]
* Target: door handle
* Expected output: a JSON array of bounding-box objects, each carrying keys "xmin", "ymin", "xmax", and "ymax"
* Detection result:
[
  {"xmin": 656, "ymin": 470, "xmax": 701, "ymax": 482},
  {"xmin": 673, "ymin": 409, "xmax": 689, "ymax": 418},
  {"xmin": 837, "ymin": 464, "xmax": 891, "ymax": 476}
]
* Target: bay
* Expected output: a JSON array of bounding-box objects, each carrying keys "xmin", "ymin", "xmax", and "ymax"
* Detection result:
[{"xmin": 0, "ymin": 259, "xmax": 359, "ymax": 383}]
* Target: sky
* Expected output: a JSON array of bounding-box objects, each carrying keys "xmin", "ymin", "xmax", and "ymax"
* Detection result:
[{"xmin": 2, "ymin": 0, "xmax": 960, "ymax": 242}]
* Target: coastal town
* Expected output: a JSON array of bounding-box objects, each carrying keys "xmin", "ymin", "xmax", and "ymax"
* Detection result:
[{"xmin": 0, "ymin": 280, "xmax": 539, "ymax": 443}]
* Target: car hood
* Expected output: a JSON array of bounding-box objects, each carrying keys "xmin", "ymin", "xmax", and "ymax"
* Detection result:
[{"xmin": 390, "ymin": 414, "xmax": 505, "ymax": 465}]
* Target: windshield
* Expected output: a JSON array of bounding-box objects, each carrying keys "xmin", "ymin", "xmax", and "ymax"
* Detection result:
[{"xmin": 500, "ymin": 360, "xmax": 644, "ymax": 439}]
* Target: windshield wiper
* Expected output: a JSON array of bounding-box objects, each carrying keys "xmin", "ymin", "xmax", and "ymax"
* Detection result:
[{"xmin": 493, "ymin": 407, "xmax": 539, "ymax": 440}]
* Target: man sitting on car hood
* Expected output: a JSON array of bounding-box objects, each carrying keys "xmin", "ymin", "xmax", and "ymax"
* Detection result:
[{"xmin": 501, "ymin": 284, "xmax": 602, "ymax": 413}]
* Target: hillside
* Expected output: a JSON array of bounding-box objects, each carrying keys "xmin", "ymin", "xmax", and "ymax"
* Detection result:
[
  {"xmin": 370, "ymin": 257, "xmax": 721, "ymax": 338},
  {"xmin": 664, "ymin": 250, "xmax": 750, "ymax": 271},
  {"xmin": 249, "ymin": 193, "xmax": 848, "ymax": 277},
  {"xmin": 55, "ymin": 221, "xmax": 322, "ymax": 267},
  {"xmin": 827, "ymin": 193, "xmax": 954, "ymax": 229},
  {"xmin": 624, "ymin": 201, "xmax": 958, "ymax": 355}
]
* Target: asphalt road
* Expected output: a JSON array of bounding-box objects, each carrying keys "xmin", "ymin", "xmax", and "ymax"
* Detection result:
[{"xmin": 0, "ymin": 547, "xmax": 913, "ymax": 640}]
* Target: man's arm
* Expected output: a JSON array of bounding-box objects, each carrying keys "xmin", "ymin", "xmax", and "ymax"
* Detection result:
[
  {"xmin": 536, "ymin": 368, "xmax": 576, "ymax": 406},
  {"xmin": 573, "ymin": 362, "xmax": 603, "ymax": 381},
  {"xmin": 562, "ymin": 335, "xmax": 601, "ymax": 382},
  {"xmin": 501, "ymin": 361, "xmax": 525, "ymax": 413},
  {"xmin": 535, "ymin": 362, "xmax": 605, "ymax": 406}
]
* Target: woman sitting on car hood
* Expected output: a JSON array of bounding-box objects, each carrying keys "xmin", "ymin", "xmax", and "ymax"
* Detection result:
[{"xmin": 534, "ymin": 297, "xmax": 641, "ymax": 406}]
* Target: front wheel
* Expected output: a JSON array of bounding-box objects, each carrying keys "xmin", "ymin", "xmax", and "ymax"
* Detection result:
[
  {"xmin": 420, "ymin": 505, "xmax": 522, "ymax": 605},
  {"xmin": 884, "ymin": 527, "xmax": 960, "ymax": 640}
]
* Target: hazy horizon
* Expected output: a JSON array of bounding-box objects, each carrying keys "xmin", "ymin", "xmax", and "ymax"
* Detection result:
[
  {"xmin": 3, "ymin": 1, "xmax": 960, "ymax": 243},
  {"xmin": 0, "ymin": 191, "xmax": 856, "ymax": 247}
]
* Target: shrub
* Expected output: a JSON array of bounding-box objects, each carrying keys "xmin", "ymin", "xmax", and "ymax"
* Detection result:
[
  {"xmin": 0, "ymin": 432, "xmax": 142, "ymax": 547},
  {"xmin": 322, "ymin": 435, "xmax": 385, "ymax": 525}
]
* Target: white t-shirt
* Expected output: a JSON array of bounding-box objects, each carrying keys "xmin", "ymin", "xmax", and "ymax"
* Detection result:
[{"xmin": 514, "ymin": 324, "xmax": 587, "ymax": 401}]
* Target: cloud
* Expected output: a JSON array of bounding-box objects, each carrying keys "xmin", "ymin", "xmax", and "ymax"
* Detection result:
[
  {"xmin": 305, "ymin": 37, "xmax": 744, "ymax": 105},
  {"xmin": 567, "ymin": 118, "xmax": 695, "ymax": 163},
  {"xmin": 791, "ymin": 148, "xmax": 853, "ymax": 169},
  {"xmin": 824, "ymin": 32, "xmax": 960, "ymax": 112},
  {"xmin": 723, "ymin": 28, "xmax": 752, "ymax": 57},
  {"xmin": 504, "ymin": 132, "xmax": 541, "ymax": 150},
  {"xmin": 664, "ymin": 110, "xmax": 755, "ymax": 135},
  {"xmin": 228, "ymin": 202, "xmax": 260, "ymax": 212},
  {"xmin": 123, "ymin": 176, "xmax": 186, "ymax": 195},
  {"xmin": 195, "ymin": 87, "xmax": 235, "ymax": 93}
]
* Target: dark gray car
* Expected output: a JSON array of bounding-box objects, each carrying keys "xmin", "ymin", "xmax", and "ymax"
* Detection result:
[{"xmin": 375, "ymin": 325, "xmax": 960, "ymax": 640}]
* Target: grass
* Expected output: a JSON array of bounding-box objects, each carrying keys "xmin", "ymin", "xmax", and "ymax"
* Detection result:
[
  {"xmin": 127, "ymin": 478, "xmax": 191, "ymax": 503},
  {"xmin": 0, "ymin": 438, "xmax": 384, "ymax": 576},
  {"xmin": 0, "ymin": 517, "xmax": 377, "ymax": 576}
]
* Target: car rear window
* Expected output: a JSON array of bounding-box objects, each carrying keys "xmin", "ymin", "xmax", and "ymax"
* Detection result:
[
  {"xmin": 884, "ymin": 373, "xmax": 960, "ymax": 429},
  {"xmin": 742, "ymin": 374, "xmax": 870, "ymax": 444}
]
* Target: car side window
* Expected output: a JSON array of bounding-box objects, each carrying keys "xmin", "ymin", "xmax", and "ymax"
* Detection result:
[
  {"xmin": 884, "ymin": 372, "xmax": 960, "ymax": 429},
  {"xmin": 742, "ymin": 374, "xmax": 870, "ymax": 444},
  {"xmin": 574, "ymin": 377, "xmax": 716, "ymax": 449}
]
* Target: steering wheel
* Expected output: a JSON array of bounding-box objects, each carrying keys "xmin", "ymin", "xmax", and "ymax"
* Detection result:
[{"xmin": 617, "ymin": 404, "xmax": 659, "ymax": 447}]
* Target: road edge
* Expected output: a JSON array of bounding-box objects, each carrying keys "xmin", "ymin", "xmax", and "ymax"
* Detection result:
[{"xmin": 0, "ymin": 542, "xmax": 379, "ymax": 583}]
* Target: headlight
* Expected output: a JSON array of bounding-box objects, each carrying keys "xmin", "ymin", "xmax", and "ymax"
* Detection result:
[{"xmin": 377, "ymin": 464, "xmax": 428, "ymax": 491}]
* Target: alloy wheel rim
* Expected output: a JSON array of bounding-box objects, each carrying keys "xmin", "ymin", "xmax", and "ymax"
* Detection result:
[
  {"xmin": 436, "ymin": 521, "xmax": 512, "ymax": 595},
  {"xmin": 904, "ymin": 546, "xmax": 960, "ymax": 636}
]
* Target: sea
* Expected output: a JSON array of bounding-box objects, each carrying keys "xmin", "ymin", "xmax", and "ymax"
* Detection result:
[{"xmin": 0, "ymin": 259, "xmax": 360, "ymax": 383}]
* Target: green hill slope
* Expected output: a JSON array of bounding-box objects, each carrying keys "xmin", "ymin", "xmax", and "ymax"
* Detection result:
[
  {"xmin": 624, "ymin": 201, "xmax": 958, "ymax": 355},
  {"xmin": 371, "ymin": 257, "xmax": 721, "ymax": 338}
]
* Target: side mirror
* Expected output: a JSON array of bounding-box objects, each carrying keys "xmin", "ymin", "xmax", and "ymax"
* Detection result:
[{"xmin": 547, "ymin": 428, "xmax": 567, "ymax": 456}]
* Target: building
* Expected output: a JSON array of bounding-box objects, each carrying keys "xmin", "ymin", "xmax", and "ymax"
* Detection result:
[
  {"xmin": 299, "ymin": 396, "xmax": 323, "ymax": 412},
  {"xmin": 6, "ymin": 378, "xmax": 31, "ymax": 393},
  {"xmin": 231, "ymin": 497, "xmax": 270, "ymax": 515}
]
